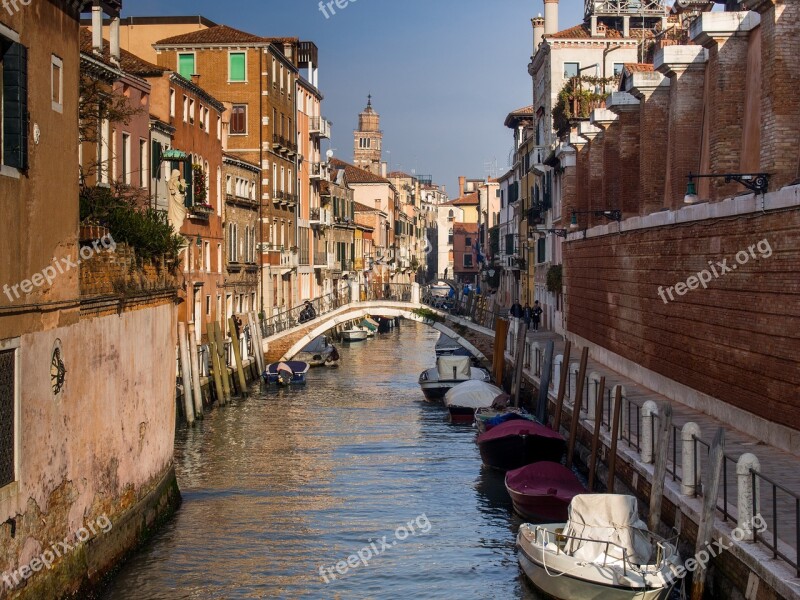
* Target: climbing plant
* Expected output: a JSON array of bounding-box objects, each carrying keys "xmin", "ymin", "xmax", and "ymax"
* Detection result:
[{"xmin": 552, "ymin": 75, "xmax": 619, "ymax": 137}]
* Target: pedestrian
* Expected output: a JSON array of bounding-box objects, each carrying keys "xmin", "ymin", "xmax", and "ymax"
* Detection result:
[
  {"xmin": 522, "ymin": 303, "xmax": 532, "ymax": 329},
  {"xmin": 510, "ymin": 299, "xmax": 523, "ymax": 319},
  {"xmin": 532, "ymin": 300, "xmax": 543, "ymax": 332}
]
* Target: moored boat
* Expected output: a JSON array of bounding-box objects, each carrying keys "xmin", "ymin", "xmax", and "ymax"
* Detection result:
[
  {"xmin": 419, "ymin": 356, "xmax": 491, "ymax": 402},
  {"xmin": 294, "ymin": 335, "xmax": 339, "ymax": 367},
  {"xmin": 262, "ymin": 361, "xmax": 310, "ymax": 385},
  {"xmin": 475, "ymin": 406, "xmax": 535, "ymax": 433},
  {"xmin": 341, "ymin": 328, "xmax": 368, "ymax": 342},
  {"xmin": 442, "ymin": 379, "xmax": 505, "ymax": 423},
  {"xmin": 434, "ymin": 333, "xmax": 473, "ymax": 358},
  {"xmin": 517, "ymin": 494, "xmax": 683, "ymax": 600},
  {"xmin": 476, "ymin": 419, "xmax": 565, "ymax": 470},
  {"xmin": 505, "ymin": 462, "xmax": 586, "ymax": 522}
]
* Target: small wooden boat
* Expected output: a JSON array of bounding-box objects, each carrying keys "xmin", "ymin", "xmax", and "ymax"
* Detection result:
[
  {"xmin": 294, "ymin": 335, "xmax": 339, "ymax": 367},
  {"xmin": 341, "ymin": 328, "xmax": 368, "ymax": 342},
  {"xmin": 505, "ymin": 462, "xmax": 586, "ymax": 522},
  {"xmin": 475, "ymin": 406, "xmax": 535, "ymax": 433},
  {"xmin": 434, "ymin": 333, "xmax": 473, "ymax": 358},
  {"xmin": 442, "ymin": 380, "xmax": 505, "ymax": 423},
  {"xmin": 262, "ymin": 361, "xmax": 310, "ymax": 385},
  {"xmin": 419, "ymin": 356, "xmax": 491, "ymax": 402},
  {"xmin": 476, "ymin": 420, "xmax": 565, "ymax": 471},
  {"xmin": 517, "ymin": 494, "xmax": 682, "ymax": 600}
]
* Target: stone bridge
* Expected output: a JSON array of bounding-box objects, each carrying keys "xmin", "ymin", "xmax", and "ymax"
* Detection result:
[{"xmin": 261, "ymin": 283, "xmax": 486, "ymax": 364}]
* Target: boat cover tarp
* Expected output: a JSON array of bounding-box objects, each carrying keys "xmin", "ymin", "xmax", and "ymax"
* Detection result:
[
  {"xmin": 563, "ymin": 494, "xmax": 653, "ymax": 565},
  {"xmin": 360, "ymin": 319, "xmax": 378, "ymax": 332},
  {"xmin": 477, "ymin": 419, "xmax": 564, "ymax": 444},
  {"xmin": 477, "ymin": 409, "xmax": 535, "ymax": 428},
  {"xmin": 436, "ymin": 355, "xmax": 471, "ymax": 380},
  {"xmin": 364, "ymin": 317, "xmax": 380, "ymax": 328},
  {"xmin": 435, "ymin": 334, "xmax": 461, "ymax": 351},
  {"xmin": 300, "ymin": 336, "xmax": 329, "ymax": 353},
  {"xmin": 444, "ymin": 380, "xmax": 504, "ymax": 409},
  {"xmin": 505, "ymin": 462, "xmax": 585, "ymax": 500},
  {"xmin": 266, "ymin": 361, "xmax": 309, "ymax": 374}
]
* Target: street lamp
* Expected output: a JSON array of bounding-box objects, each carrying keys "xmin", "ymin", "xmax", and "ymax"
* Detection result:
[{"xmin": 684, "ymin": 172, "xmax": 770, "ymax": 204}]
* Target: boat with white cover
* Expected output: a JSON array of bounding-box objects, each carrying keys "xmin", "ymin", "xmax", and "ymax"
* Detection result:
[
  {"xmin": 442, "ymin": 380, "xmax": 505, "ymax": 423},
  {"xmin": 517, "ymin": 494, "xmax": 682, "ymax": 600},
  {"xmin": 418, "ymin": 355, "xmax": 491, "ymax": 402}
]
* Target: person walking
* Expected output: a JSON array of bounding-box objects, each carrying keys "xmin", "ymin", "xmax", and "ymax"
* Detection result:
[
  {"xmin": 531, "ymin": 300, "xmax": 543, "ymax": 332},
  {"xmin": 522, "ymin": 303, "xmax": 532, "ymax": 329},
  {"xmin": 510, "ymin": 299, "xmax": 523, "ymax": 320}
]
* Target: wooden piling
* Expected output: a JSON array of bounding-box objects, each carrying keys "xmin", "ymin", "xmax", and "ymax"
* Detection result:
[
  {"xmin": 692, "ymin": 427, "xmax": 725, "ymax": 600},
  {"xmin": 566, "ymin": 346, "xmax": 589, "ymax": 469},
  {"xmin": 648, "ymin": 403, "xmax": 673, "ymax": 533},
  {"xmin": 511, "ymin": 320, "xmax": 529, "ymax": 408},
  {"xmin": 207, "ymin": 320, "xmax": 226, "ymax": 406},
  {"xmin": 492, "ymin": 318, "xmax": 509, "ymax": 384},
  {"xmin": 607, "ymin": 386, "xmax": 622, "ymax": 493},
  {"xmin": 188, "ymin": 323, "xmax": 204, "ymax": 419},
  {"xmin": 588, "ymin": 376, "xmax": 606, "ymax": 491},
  {"xmin": 177, "ymin": 322, "xmax": 195, "ymax": 425},
  {"xmin": 536, "ymin": 340, "xmax": 555, "ymax": 423},
  {"xmin": 248, "ymin": 312, "xmax": 266, "ymax": 375},
  {"xmin": 213, "ymin": 321, "xmax": 232, "ymax": 402},
  {"xmin": 552, "ymin": 341, "xmax": 571, "ymax": 432},
  {"xmin": 229, "ymin": 317, "xmax": 248, "ymax": 397}
]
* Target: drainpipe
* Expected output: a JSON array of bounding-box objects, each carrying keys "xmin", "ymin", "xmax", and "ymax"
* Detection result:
[{"xmin": 259, "ymin": 47, "xmax": 265, "ymax": 315}]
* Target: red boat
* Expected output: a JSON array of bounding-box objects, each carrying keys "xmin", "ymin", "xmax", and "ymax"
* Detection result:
[
  {"xmin": 476, "ymin": 420, "xmax": 565, "ymax": 471},
  {"xmin": 505, "ymin": 462, "xmax": 586, "ymax": 522}
]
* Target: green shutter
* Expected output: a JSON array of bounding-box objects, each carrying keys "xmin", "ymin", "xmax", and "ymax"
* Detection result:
[
  {"xmin": 3, "ymin": 42, "xmax": 28, "ymax": 170},
  {"xmin": 151, "ymin": 141, "xmax": 162, "ymax": 180},
  {"xmin": 183, "ymin": 160, "xmax": 193, "ymax": 207},
  {"xmin": 178, "ymin": 54, "xmax": 195, "ymax": 80},
  {"xmin": 229, "ymin": 53, "xmax": 246, "ymax": 81}
]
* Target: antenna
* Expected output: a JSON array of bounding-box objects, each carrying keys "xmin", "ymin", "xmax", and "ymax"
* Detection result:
[{"xmin": 326, "ymin": 149, "xmax": 334, "ymax": 160}]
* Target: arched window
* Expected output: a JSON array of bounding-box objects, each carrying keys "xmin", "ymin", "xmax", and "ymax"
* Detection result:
[{"xmin": 448, "ymin": 209, "xmax": 454, "ymax": 221}]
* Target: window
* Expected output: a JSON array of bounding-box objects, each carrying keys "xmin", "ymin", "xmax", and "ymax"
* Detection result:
[
  {"xmin": 217, "ymin": 243, "xmax": 222, "ymax": 274},
  {"xmin": 139, "ymin": 139, "xmax": 147, "ymax": 188},
  {"xmin": 189, "ymin": 99, "xmax": 195, "ymax": 124},
  {"xmin": 228, "ymin": 223, "xmax": 238, "ymax": 262},
  {"xmin": 448, "ymin": 228, "xmax": 453, "ymax": 245},
  {"xmin": 182, "ymin": 95, "xmax": 188, "ymax": 122},
  {"xmin": 463, "ymin": 254, "xmax": 473, "ymax": 268},
  {"xmin": 537, "ymin": 237, "xmax": 547, "ymax": 264},
  {"xmin": 226, "ymin": 175, "xmax": 232, "ymax": 195},
  {"xmin": 204, "ymin": 241, "xmax": 210, "ymax": 272},
  {"xmin": 447, "ymin": 209, "xmax": 454, "ymax": 221},
  {"xmin": 230, "ymin": 105, "xmax": 247, "ymax": 135},
  {"xmin": 229, "ymin": 52, "xmax": 246, "ymax": 82},
  {"xmin": 121, "ymin": 133, "xmax": 131, "ymax": 185},
  {"xmin": 178, "ymin": 53, "xmax": 195, "ymax": 80},
  {"xmin": 217, "ymin": 115, "xmax": 222, "ymax": 140},
  {"xmin": 564, "ymin": 62, "xmax": 579, "ymax": 79},
  {"xmin": 0, "ymin": 341, "xmax": 19, "ymax": 490},
  {"xmin": 204, "ymin": 108, "xmax": 210, "ymax": 134},
  {"xmin": 169, "ymin": 89, "xmax": 175, "ymax": 118},
  {"xmin": 613, "ymin": 63, "xmax": 624, "ymax": 77},
  {"xmin": 51, "ymin": 55, "xmax": 63, "ymax": 112},
  {"xmin": 205, "ymin": 294, "xmax": 211, "ymax": 316},
  {"xmin": 2, "ymin": 39, "xmax": 29, "ymax": 171},
  {"xmin": 199, "ymin": 105, "xmax": 205, "ymax": 129},
  {"xmin": 465, "ymin": 236, "xmax": 472, "ymax": 247}
]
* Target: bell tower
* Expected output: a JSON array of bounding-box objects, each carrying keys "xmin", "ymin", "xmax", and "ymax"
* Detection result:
[{"xmin": 353, "ymin": 95, "xmax": 383, "ymax": 175}]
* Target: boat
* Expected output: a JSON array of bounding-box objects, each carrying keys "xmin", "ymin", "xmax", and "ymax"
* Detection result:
[
  {"xmin": 262, "ymin": 361, "xmax": 310, "ymax": 385},
  {"xmin": 517, "ymin": 494, "xmax": 683, "ymax": 600},
  {"xmin": 442, "ymin": 379, "xmax": 504, "ymax": 423},
  {"xmin": 294, "ymin": 335, "xmax": 339, "ymax": 367},
  {"xmin": 505, "ymin": 462, "xmax": 586, "ymax": 522},
  {"xmin": 477, "ymin": 419, "xmax": 565, "ymax": 471},
  {"xmin": 429, "ymin": 282, "xmax": 451, "ymax": 297},
  {"xmin": 475, "ymin": 406, "xmax": 535, "ymax": 433},
  {"xmin": 341, "ymin": 328, "xmax": 368, "ymax": 342},
  {"xmin": 434, "ymin": 333, "xmax": 473, "ymax": 358},
  {"xmin": 418, "ymin": 356, "xmax": 491, "ymax": 402}
]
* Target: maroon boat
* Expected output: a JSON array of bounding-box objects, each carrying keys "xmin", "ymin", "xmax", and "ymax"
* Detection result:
[
  {"xmin": 476, "ymin": 420, "xmax": 565, "ymax": 471},
  {"xmin": 505, "ymin": 462, "xmax": 586, "ymax": 522}
]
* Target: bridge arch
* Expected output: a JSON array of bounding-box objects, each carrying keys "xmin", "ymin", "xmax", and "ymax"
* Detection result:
[{"xmin": 277, "ymin": 304, "xmax": 486, "ymax": 363}]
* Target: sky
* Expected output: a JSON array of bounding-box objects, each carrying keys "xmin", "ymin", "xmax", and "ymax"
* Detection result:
[{"xmin": 126, "ymin": 0, "xmax": 585, "ymax": 196}]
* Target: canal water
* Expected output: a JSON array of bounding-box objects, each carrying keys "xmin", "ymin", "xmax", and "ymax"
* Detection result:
[{"xmin": 101, "ymin": 321, "xmax": 540, "ymax": 599}]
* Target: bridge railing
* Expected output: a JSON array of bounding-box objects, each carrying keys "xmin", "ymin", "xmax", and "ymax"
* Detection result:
[
  {"xmin": 361, "ymin": 283, "xmax": 412, "ymax": 303},
  {"xmin": 259, "ymin": 284, "xmax": 350, "ymax": 338},
  {"xmin": 421, "ymin": 287, "xmax": 504, "ymax": 331}
]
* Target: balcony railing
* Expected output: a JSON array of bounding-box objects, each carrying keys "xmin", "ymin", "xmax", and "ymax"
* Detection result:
[
  {"xmin": 272, "ymin": 133, "xmax": 296, "ymax": 154},
  {"xmin": 310, "ymin": 207, "xmax": 320, "ymax": 221},
  {"xmin": 190, "ymin": 204, "xmax": 213, "ymax": 220},
  {"xmin": 309, "ymin": 116, "xmax": 331, "ymax": 139},
  {"xmin": 310, "ymin": 162, "xmax": 330, "ymax": 181}
]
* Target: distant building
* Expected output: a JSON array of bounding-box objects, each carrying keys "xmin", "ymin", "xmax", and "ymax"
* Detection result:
[
  {"xmin": 452, "ymin": 222, "xmax": 480, "ymax": 285},
  {"xmin": 353, "ymin": 95, "xmax": 384, "ymax": 176}
]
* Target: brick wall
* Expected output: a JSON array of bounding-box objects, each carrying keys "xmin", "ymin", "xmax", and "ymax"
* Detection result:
[
  {"xmin": 637, "ymin": 86, "xmax": 670, "ymax": 214},
  {"xmin": 80, "ymin": 243, "xmax": 178, "ymax": 297},
  {"xmin": 563, "ymin": 210, "xmax": 800, "ymax": 430},
  {"xmin": 616, "ymin": 106, "xmax": 641, "ymax": 215}
]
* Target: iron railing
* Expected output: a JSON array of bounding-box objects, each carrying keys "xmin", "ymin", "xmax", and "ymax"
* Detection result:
[{"xmin": 259, "ymin": 285, "xmax": 350, "ymax": 338}]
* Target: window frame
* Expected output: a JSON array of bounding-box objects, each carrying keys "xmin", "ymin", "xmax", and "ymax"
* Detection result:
[
  {"xmin": 563, "ymin": 61, "xmax": 580, "ymax": 80},
  {"xmin": 0, "ymin": 337, "xmax": 21, "ymax": 498},
  {"xmin": 230, "ymin": 104, "xmax": 247, "ymax": 135},
  {"xmin": 463, "ymin": 254, "xmax": 473, "ymax": 268},
  {"xmin": 50, "ymin": 54, "xmax": 63, "ymax": 113},
  {"xmin": 228, "ymin": 51, "xmax": 247, "ymax": 83},
  {"xmin": 177, "ymin": 52, "xmax": 196, "ymax": 81}
]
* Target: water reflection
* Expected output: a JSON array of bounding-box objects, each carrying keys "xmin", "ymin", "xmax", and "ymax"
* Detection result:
[{"xmin": 101, "ymin": 321, "xmax": 540, "ymax": 599}]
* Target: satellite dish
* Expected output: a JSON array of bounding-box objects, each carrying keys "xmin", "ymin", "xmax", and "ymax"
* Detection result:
[{"xmin": 326, "ymin": 149, "xmax": 334, "ymax": 159}]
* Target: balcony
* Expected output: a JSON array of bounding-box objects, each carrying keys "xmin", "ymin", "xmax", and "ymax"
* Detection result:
[
  {"xmin": 281, "ymin": 249, "xmax": 299, "ymax": 269},
  {"xmin": 341, "ymin": 260, "xmax": 354, "ymax": 272},
  {"xmin": 285, "ymin": 193, "xmax": 298, "ymax": 207},
  {"xmin": 189, "ymin": 204, "xmax": 213, "ymax": 220},
  {"xmin": 272, "ymin": 133, "xmax": 297, "ymax": 155},
  {"xmin": 310, "ymin": 207, "xmax": 321, "ymax": 221},
  {"xmin": 310, "ymin": 162, "xmax": 331, "ymax": 181},
  {"xmin": 310, "ymin": 116, "xmax": 331, "ymax": 139},
  {"xmin": 313, "ymin": 251, "xmax": 327, "ymax": 267},
  {"xmin": 226, "ymin": 193, "xmax": 258, "ymax": 208}
]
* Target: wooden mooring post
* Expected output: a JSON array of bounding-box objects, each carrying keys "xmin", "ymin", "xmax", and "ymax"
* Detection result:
[
  {"xmin": 492, "ymin": 318, "xmax": 509, "ymax": 385},
  {"xmin": 512, "ymin": 320, "xmax": 529, "ymax": 408},
  {"xmin": 588, "ymin": 376, "xmax": 605, "ymax": 491},
  {"xmin": 213, "ymin": 321, "xmax": 232, "ymax": 402},
  {"xmin": 607, "ymin": 386, "xmax": 622, "ymax": 493},
  {"xmin": 566, "ymin": 346, "xmax": 589, "ymax": 469},
  {"xmin": 552, "ymin": 341, "xmax": 571, "ymax": 432},
  {"xmin": 207, "ymin": 320, "xmax": 226, "ymax": 406},
  {"xmin": 536, "ymin": 340, "xmax": 554, "ymax": 424},
  {"xmin": 248, "ymin": 312, "xmax": 266, "ymax": 376},
  {"xmin": 188, "ymin": 323, "xmax": 204, "ymax": 419},
  {"xmin": 648, "ymin": 403, "xmax": 673, "ymax": 533},
  {"xmin": 177, "ymin": 322, "xmax": 195, "ymax": 425},
  {"xmin": 229, "ymin": 317, "xmax": 248, "ymax": 397},
  {"xmin": 692, "ymin": 427, "xmax": 725, "ymax": 600}
]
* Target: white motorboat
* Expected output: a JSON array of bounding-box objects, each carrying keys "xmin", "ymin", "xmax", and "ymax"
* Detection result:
[
  {"xmin": 443, "ymin": 380, "xmax": 505, "ymax": 424},
  {"xmin": 341, "ymin": 328, "xmax": 368, "ymax": 342},
  {"xmin": 517, "ymin": 494, "xmax": 683, "ymax": 600},
  {"xmin": 418, "ymin": 355, "xmax": 491, "ymax": 402}
]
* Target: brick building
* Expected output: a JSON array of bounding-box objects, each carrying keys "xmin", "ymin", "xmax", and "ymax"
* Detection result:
[{"xmin": 452, "ymin": 222, "xmax": 480, "ymax": 285}]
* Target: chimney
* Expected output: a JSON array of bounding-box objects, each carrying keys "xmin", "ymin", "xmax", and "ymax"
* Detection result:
[
  {"xmin": 532, "ymin": 15, "xmax": 545, "ymax": 54},
  {"xmin": 381, "ymin": 161, "xmax": 387, "ymax": 178},
  {"xmin": 110, "ymin": 15, "xmax": 121, "ymax": 63},
  {"xmin": 458, "ymin": 176, "xmax": 466, "ymax": 194},
  {"xmin": 91, "ymin": 5, "xmax": 103, "ymax": 55},
  {"xmin": 544, "ymin": 0, "xmax": 559, "ymax": 35},
  {"xmin": 191, "ymin": 74, "xmax": 201, "ymax": 86}
]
